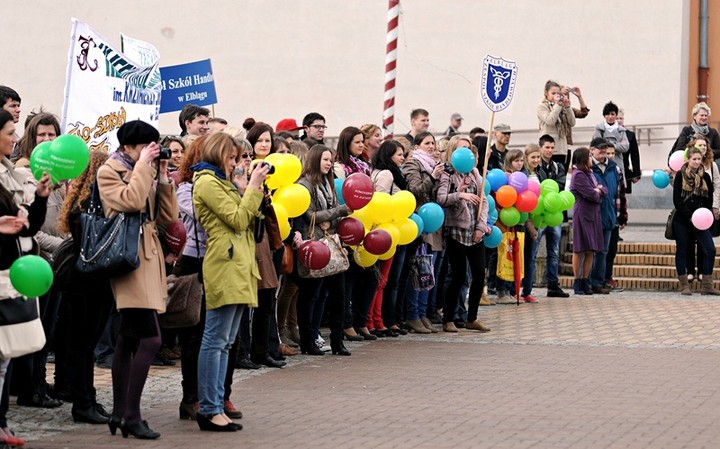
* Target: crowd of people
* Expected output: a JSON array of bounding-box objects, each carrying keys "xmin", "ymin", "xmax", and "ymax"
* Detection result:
[{"xmin": 0, "ymin": 79, "xmax": 717, "ymax": 445}]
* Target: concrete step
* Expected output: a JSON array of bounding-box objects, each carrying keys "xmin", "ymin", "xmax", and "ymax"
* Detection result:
[
  {"xmin": 559, "ymin": 263, "xmax": 720, "ymax": 279},
  {"xmin": 558, "ymin": 275, "xmax": 720, "ymax": 292},
  {"xmin": 568, "ymin": 241, "xmax": 720, "ymax": 255},
  {"xmin": 561, "ymin": 253, "xmax": 720, "ymax": 267}
]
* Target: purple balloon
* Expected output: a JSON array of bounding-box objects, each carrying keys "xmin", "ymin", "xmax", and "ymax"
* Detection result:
[{"xmin": 508, "ymin": 171, "xmax": 528, "ymax": 193}]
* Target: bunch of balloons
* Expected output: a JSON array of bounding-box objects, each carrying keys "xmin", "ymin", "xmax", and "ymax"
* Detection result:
[
  {"xmin": 29, "ymin": 134, "xmax": 90, "ymax": 183},
  {"xmin": 485, "ymin": 169, "xmax": 574, "ymax": 235},
  {"xmin": 262, "ymin": 153, "xmax": 309, "ymax": 240}
]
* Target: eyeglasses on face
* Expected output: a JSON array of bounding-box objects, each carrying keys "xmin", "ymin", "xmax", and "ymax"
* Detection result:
[
  {"xmin": 240, "ymin": 152, "xmax": 253, "ymax": 159},
  {"xmin": 310, "ymin": 124, "xmax": 328, "ymax": 130}
]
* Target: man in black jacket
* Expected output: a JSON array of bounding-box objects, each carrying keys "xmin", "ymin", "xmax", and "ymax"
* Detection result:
[{"xmin": 617, "ymin": 109, "xmax": 641, "ymax": 194}]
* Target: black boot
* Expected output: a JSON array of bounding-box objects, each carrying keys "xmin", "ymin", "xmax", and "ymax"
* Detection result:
[
  {"xmin": 330, "ymin": 338, "xmax": 351, "ymax": 356},
  {"xmin": 547, "ymin": 283, "xmax": 570, "ymax": 298},
  {"xmin": 572, "ymin": 278, "xmax": 584, "ymax": 295},
  {"xmin": 300, "ymin": 329, "xmax": 324, "ymax": 356},
  {"xmin": 582, "ymin": 279, "xmax": 594, "ymax": 295}
]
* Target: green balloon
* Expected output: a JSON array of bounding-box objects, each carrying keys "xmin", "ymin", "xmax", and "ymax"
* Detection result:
[
  {"xmin": 533, "ymin": 197, "xmax": 546, "ymax": 215},
  {"xmin": 531, "ymin": 212, "xmax": 546, "ymax": 228},
  {"xmin": 49, "ymin": 134, "xmax": 90, "ymax": 180},
  {"xmin": 559, "ymin": 190, "xmax": 575, "ymax": 210},
  {"xmin": 9, "ymin": 255, "xmax": 54, "ymax": 298},
  {"xmin": 519, "ymin": 212, "xmax": 529, "ymax": 223},
  {"xmin": 540, "ymin": 179, "xmax": 559, "ymax": 196},
  {"xmin": 543, "ymin": 192, "xmax": 563, "ymax": 213},
  {"xmin": 500, "ymin": 206, "xmax": 521, "ymax": 227},
  {"xmin": 30, "ymin": 141, "xmax": 57, "ymax": 183},
  {"xmin": 544, "ymin": 211, "xmax": 564, "ymax": 227}
]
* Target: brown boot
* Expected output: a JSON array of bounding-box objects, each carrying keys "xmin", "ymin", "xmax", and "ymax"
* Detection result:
[
  {"xmin": 465, "ymin": 320, "xmax": 491, "ymax": 332},
  {"xmin": 678, "ymin": 275, "xmax": 692, "ymax": 296},
  {"xmin": 406, "ymin": 319, "xmax": 431, "ymax": 334},
  {"xmin": 420, "ymin": 317, "xmax": 438, "ymax": 333},
  {"xmin": 700, "ymin": 277, "xmax": 720, "ymax": 295},
  {"xmin": 479, "ymin": 293, "xmax": 496, "ymax": 306}
]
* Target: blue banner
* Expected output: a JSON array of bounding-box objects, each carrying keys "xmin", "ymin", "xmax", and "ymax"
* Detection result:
[{"xmin": 159, "ymin": 59, "xmax": 217, "ymax": 113}]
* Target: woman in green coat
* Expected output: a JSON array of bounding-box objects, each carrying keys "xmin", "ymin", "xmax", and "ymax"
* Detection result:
[{"xmin": 192, "ymin": 133, "xmax": 269, "ymax": 432}]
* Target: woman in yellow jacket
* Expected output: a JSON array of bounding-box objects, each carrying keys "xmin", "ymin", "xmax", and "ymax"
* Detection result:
[
  {"xmin": 96, "ymin": 120, "xmax": 178, "ymax": 439},
  {"xmin": 192, "ymin": 133, "xmax": 269, "ymax": 432}
]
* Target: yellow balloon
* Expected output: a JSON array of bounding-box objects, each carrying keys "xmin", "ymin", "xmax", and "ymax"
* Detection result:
[
  {"xmin": 278, "ymin": 217, "xmax": 291, "ymax": 240},
  {"xmin": 350, "ymin": 207, "xmax": 375, "ymax": 230},
  {"xmin": 396, "ymin": 218, "xmax": 419, "ymax": 245},
  {"xmin": 367, "ymin": 192, "xmax": 393, "ymax": 224},
  {"xmin": 391, "ymin": 191, "xmax": 416, "ymax": 221},
  {"xmin": 265, "ymin": 153, "xmax": 303, "ymax": 190},
  {"xmin": 273, "ymin": 184, "xmax": 311, "ymax": 218},
  {"xmin": 353, "ymin": 247, "xmax": 378, "ymax": 267},
  {"xmin": 376, "ymin": 222, "xmax": 400, "ymax": 247},
  {"xmin": 377, "ymin": 244, "xmax": 397, "ymax": 261}
]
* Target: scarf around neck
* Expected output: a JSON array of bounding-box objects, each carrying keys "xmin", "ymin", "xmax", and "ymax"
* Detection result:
[
  {"xmin": 680, "ymin": 163, "xmax": 708, "ymax": 199},
  {"xmin": 191, "ymin": 162, "xmax": 226, "ymax": 180},
  {"xmin": 413, "ymin": 149, "xmax": 436, "ymax": 174},
  {"xmin": 110, "ymin": 150, "xmax": 136, "ymax": 171},
  {"xmin": 692, "ymin": 121, "xmax": 710, "ymax": 136}
]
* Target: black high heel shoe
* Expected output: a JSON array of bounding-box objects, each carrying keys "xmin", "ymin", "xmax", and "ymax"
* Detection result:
[
  {"xmin": 355, "ymin": 327, "xmax": 378, "ymax": 341},
  {"xmin": 343, "ymin": 330, "xmax": 364, "ymax": 342},
  {"xmin": 120, "ymin": 420, "xmax": 161, "ymax": 439},
  {"xmin": 330, "ymin": 340, "xmax": 351, "ymax": 356},
  {"xmin": 108, "ymin": 416, "xmax": 122, "ymax": 435},
  {"xmin": 196, "ymin": 413, "xmax": 242, "ymax": 432}
]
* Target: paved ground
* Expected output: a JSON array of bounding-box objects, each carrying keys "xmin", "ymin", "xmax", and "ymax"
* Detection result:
[
  {"xmin": 10, "ymin": 286, "xmax": 720, "ymax": 449},
  {"xmin": 9, "ymin": 223, "xmax": 720, "ymax": 449}
]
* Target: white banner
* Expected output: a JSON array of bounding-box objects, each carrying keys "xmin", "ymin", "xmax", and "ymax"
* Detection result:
[{"xmin": 61, "ymin": 19, "xmax": 161, "ymax": 152}]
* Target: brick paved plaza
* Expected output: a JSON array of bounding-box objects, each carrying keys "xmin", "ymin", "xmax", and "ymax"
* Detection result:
[{"xmin": 12, "ymin": 288, "xmax": 720, "ymax": 449}]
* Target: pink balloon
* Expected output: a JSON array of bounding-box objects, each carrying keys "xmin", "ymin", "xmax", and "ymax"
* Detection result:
[
  {"xmin": 669, "ymin": 150, "xmax": 685, "ymax": 172},
  {"xmin": 527, "ymin": 180, "xmax": 541, "ymax": 197},
  {"xmin": 692, "ymin": 207, "xmax": 714, "ymax": 231}
]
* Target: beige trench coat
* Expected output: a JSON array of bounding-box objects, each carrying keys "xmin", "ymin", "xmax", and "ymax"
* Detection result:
[{"xmin": 97, "ymin": 159, "xmax": 179, "ymax": 312}]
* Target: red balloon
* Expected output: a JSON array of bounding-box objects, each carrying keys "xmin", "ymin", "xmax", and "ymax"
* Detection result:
[
  {"xmin": 495, "ymin": 185, "xmax": 517, "ymax": 208},
  {"xmin": 164, "ymin": 219, "xmax": 187, "ymax": 255},
  {"xmin": 515, "ymin": 190, "xmax": 539, "ymax": 213},
  {"xmin": 341, "ymin": 173, "xmax": 374, "ymax": 211},
  {"xmin": 298, "ymin": 240, "xmax": 331, "ymax": 270},
  {"xmin": 362, "ymin": 229, "xmax": 392, "ymax": 255},
  {"xmin": 337, "ymin": 217, "xmax": 365, "ymax": 246}
]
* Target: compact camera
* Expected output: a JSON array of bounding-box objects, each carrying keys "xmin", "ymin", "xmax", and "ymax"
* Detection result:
[
  {"xmin": 157, "ymin": 147, "xmax": 172, "ymax": 160},
  {"xmin": 255, "ymin": 161, "xmax": 276, "ymax": 174},
  {"xmin": 443, "ymin": 162, "xmax": 455, "ymax": 175}
]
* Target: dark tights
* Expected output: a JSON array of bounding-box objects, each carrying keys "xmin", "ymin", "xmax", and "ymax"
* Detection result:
[{"xmin": 111, "ymin": 316, "xmax": 162, "ymax": 424}]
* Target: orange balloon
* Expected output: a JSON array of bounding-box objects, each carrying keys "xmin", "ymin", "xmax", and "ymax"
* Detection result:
[{"xmin": 495, "ymin": 185, "xmax": 518, "ymax": 208}]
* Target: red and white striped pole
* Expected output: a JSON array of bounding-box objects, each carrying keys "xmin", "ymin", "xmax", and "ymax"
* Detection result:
[{"xmin": 383, "ymin": 0, "xmax": 399, "ymax": 140}]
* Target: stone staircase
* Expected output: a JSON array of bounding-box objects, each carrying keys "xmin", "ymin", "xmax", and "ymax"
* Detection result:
[{"xmin": 558, "ymin": 240, "xmax": 720, "ymax": 291}]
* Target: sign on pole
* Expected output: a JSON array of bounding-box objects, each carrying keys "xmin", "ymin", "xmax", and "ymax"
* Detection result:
[
  {"xmin": 159, "ymin": 59, "xmax": 217, "ymax": 113},
  {"xmin": 478, "ymin": 55, "xmax": 518, "ymax": 113}
]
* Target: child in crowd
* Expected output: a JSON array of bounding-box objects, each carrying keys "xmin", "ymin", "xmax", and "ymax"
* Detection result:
[{"xmin": 521, "ymin": 144, "xmax": 542, "ymax": 302}]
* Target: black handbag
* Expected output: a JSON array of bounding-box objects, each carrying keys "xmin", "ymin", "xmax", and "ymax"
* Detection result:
[
  {"xmin": 664, "ymin": 209, "xmax": 676, "ymax": 240},
  {"xmin": 75, "ymin": 176, "xmax": 148, "ymax": 279}
]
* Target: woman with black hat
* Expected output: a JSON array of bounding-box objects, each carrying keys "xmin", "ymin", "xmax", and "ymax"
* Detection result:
[{"xmin": 96, "ymin": 120, "xmax": 178, "ymax": 439}]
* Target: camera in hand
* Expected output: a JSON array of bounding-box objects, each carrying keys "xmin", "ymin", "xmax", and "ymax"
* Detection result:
[
  {"xmin": 157, "ymin": 147, "xmax": 172, "ymax": 160},
  {"xmin": 443, "ymin": 162, "xmax": 455, "ymax": 175},
  {"xmin": 255, "ymin": 161, "xmax": 276, "ymax": 174}
]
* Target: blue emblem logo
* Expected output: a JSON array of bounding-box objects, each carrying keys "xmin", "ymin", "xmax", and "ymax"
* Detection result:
[{"xmin": 480, "ymin": 55, "xmax": 517, "ymax": 112}]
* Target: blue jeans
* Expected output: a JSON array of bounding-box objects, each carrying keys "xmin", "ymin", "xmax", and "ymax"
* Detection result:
[
  {"xmin": 532, "ymin": 225, "xmax": 561, "ymax": 285},
  {"xmin": 674, "ymin": 219, "xmax": 716, "ymax": 275},
  {"xmin": 198, "ymin": 304, "xmax": 245, "ymax": 416},
  {"xmin": 590, "ymin": 229, "xmax": 613, "ymax": 289},
  {"xmin": 406, "ymin": 251, "xmax": 438, "ymax": 320}
]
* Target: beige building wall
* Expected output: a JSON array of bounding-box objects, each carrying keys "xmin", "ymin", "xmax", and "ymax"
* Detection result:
[{"xmin": 4, "ymin": 0, "xmax": 691, "ymax": 169}]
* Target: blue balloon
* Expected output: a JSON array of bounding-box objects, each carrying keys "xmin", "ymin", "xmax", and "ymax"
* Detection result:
[
  {"xmin": 484, "ymin": 225, "xmax": 503, "ymax": 248},
  {"xmin": 652, "ymin": 170, "xmax": 670, "ymax": 189},
  {"xmin": 486, "ymin": 194, "xmax": 496, "ymax": 212},
  {"xmin": 417, "ymin": 202, "xmax": 445, "ymax": 233},
  {"xmin": 334, "ymin": 178, "xmax": 345, "ymax": 205},
  {"xmin": 487, "ymin": 168, "xmax": 507, "ymax": 192},
  {"xmin": 451, "ymin": 147, "xmax": 476, "ymax": 174},
  {"xmin": 484, "ymin": 179, "xmax": 492, "ymax": 195},
  {"xmin": 487, "ymin": 207, "xmax": 498, "ymax": 225},
  {"xmin": 410, "ymin": 213, "xmax": 424, "ymax": 237}
]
